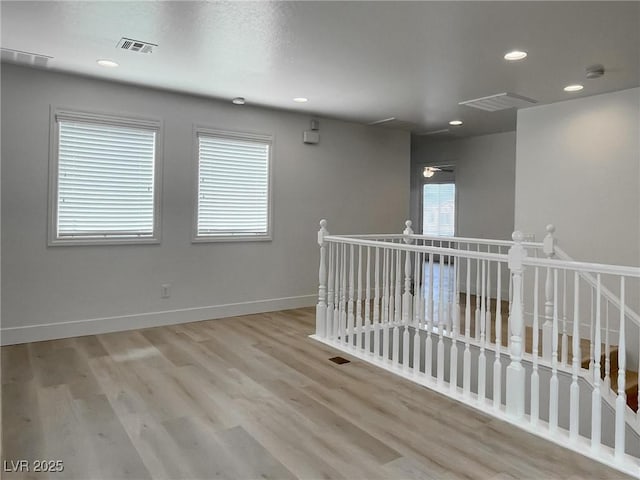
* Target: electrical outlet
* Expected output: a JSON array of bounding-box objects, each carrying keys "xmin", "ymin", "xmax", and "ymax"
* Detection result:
[{"xmin": 161, "ymin": 284, "xmax": 171, "ymax": 298}]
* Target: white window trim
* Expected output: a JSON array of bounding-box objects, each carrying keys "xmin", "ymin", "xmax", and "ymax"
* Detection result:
[
  {"xmin": 192, "ymin": 126, "xmax": 274, "ymax": 243},
  {"xmin": 48, "ymin": 106, "xmax": 164, "ymax": 246}
]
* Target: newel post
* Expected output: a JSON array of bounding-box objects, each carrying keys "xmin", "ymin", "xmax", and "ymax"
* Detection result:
[
  {"xmin": 506, "ymin": 231, "xmax": 527, "ymax": 418},
  {"xmin": 316, "ymin": 219, "xmax": 329, "ymax": 338},
  {"xmin": 402, "ymin": 220, "xmax": 414, "ymax": 324},
  {"xmin": 542, "ymin": 224, "xmax": 556, "ymax": 361}
]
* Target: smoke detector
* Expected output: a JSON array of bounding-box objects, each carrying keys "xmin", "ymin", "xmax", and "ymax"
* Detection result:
[
  {"xmin": 459, "ymin": 92, "xmax": 537, "ymax": 112},
  {"xmin": 116, "ymin": 37, "xmax": 156, "ymax": 54}
]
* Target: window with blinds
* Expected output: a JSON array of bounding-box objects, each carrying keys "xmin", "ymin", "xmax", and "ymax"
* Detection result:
[
  {"xmin": 422, "ymin": 182, "xmax": 456, "ymax": 237},
  {"xmin": 50, "ymin": 110, "xmax": 161, "ymax": 244},
  {"xmin": 195, "ymin": 130, "xmax": 272, "ymax": 241}
]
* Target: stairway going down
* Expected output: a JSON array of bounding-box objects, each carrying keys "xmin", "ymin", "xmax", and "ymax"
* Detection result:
[{"xmin": 459, "ymin": 293, "xmax": 639, "ymax": 412}]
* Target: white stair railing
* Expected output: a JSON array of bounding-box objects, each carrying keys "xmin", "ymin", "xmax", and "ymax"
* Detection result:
[{"xmin": 313, "ymin": 219, "xmax": 640, "ymax": 478}]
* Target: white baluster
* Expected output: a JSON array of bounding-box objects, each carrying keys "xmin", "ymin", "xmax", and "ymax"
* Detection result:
[
  {"xmin": 531, "ymin": 267, "xmax": 540, "ymax": 425},
  {"xmin": 341, "ymin": 243, "xmax": 347, "ymax": 346},
  {"xmin": 326, "ymin": 242, "xmax": 334, "ymax": 340},
  {"xmin": 403, "ymin": 224, "xmax": 414, "ymax": 371},
  {"xmin": 562, "ymin": 270, "xmax": 568, "ymax": 365},
  {"xmin": 475, "ymin": 248, "xmax": 481, "ymax": 341},
  {"xmin": 605, "ymin": 301, "xmax": 611, "ymax": 390},
  {"xmin": 392, "ymin": 249, "xmax": 401, "ymax": 367},
  {"xmin": 569, "ymin": 271, "xmax": 580, "ymax": 442},
  {"xmin": 373, "ymin": 247, "xmax": 381, "ymax": 357},
  {"xmin": 356, "ymin": 245, "xmax": 363, "ymax": 350},
  {"xmin": 549, "ymin": 269, "xmax": 559, "ymax": 432},
  {"xmin": 450, "ymin": 254, "xmax": 460, "ymax": 392},
  {"xmin": 506, "ymin": 231, "xmax": 527, "ymax": 418},
  {"xmin": 413, "ymin": 251, "xmax": 423, "ymax": 376},
  {"xmin": 333, "ymin": 242, "xmax": 340, "ymax": 341},
  {"xmin": 395, "ymin": 248, "xmax": 402, "ymax": 326},
  {"xmin": 589, "ymin": 287, "xmax": 595, "ymax": 374},
  {"xmin": 463, "ymin": 256, "xmax": 471, "ymax": 397},
  {"xmin": 486, "ymin": 252, "xmax": 492, "ymax": 346},
  {"xmin": 364, "ymin": 246, "xmax": 371, "ymax": 355},
  {"xmin": 425, "ymin": 253, "xmax": 434, "ymax": 379},
  {"xmin": 542, "ymin": 224, "xmax": 556, "ymax": 361},
  {"xmin": 316, "ymin": 219, "xmax": 329, "ymax": 337},
  {"xmin": 388, "ymin": 249, "xmax": 395, "ymax": 334},
  {"xmin": 615, "ymin": 277, "xmax": 626, "ymax": 460},
  {"xmin": 383, "ymin": 249, "xmax": 390, "ymax": 361},
  {"xmin": 591, "ymin": 274, "xmax": 602, "ymax": 451},
  {"xmin": 348, "ymin": 244, "xmax": 355, "ymax": 349},
  {"xmin": 493, "ymin": 262, "xmax": 502, "ymax": 410},
  {"xmin": 437, "ymin": 251, "xmax": 445, "ymax": 385},
  {"xmin": 403, "ymin": 221, "xmax": 414, "ymax": 325},
  {"xmin": 478, "ymin": 260, "xmax": 487, "ymax": 402}
]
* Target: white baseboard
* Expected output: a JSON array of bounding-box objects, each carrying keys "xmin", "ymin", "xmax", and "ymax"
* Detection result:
[{"xmin": 0, "ymin": 294, "xmax": 317, "ymax": 346}]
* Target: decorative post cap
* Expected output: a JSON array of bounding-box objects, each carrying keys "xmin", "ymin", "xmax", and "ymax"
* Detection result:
[
  {"xmin": 543, "ymin": 224, "xmax": 556, "ymax": 257},
  {"xmin": 508, "ymin": 230, "xmax": 527, "ymax": 270},
  {"xmin": 318, "ymin": 219, "xmax": 329, "ymax": 246},
  {"xmin": 403, "ymin": 220, "xmax": 414, "ymax": 244}
]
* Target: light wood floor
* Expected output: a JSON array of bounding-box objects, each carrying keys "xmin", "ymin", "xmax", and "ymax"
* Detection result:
[{"xmin": 1, "ymin": 307, "xmax": 630, "ymax": 479}]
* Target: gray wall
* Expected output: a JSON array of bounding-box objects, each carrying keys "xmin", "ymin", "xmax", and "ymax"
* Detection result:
[
  {"xmin": 1, "ymin": 64, "xmax": 410, "ymax": 343},
  {"xmin": 515, "ymin": 87, "xmax": 640, "ymax": 267},
  {"xmin": 411, "ymin": 131, "xmax": 516, "ymax": 240}
]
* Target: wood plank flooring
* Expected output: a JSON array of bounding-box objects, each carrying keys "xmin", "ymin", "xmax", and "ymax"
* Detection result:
[{"xmin": 1, "ymin": 307, "xmax": 631, "ymax": 479}]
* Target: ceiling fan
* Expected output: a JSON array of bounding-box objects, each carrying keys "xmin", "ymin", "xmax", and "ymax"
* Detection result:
[{"xmin": 423, "ymin": 166, "xmax": 454, "ymax": 178}]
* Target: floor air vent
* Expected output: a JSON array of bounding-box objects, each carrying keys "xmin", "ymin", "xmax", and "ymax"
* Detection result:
[
  {"xmin": 117, "ymin": 37, "xmax": 156, "ymax": 54},
  {"xmin": 459, "ymin": 92, "xmax": 537, "ymax": 111},
  {"xmin": 329, "ymin": 356, "xmax": 351, "ymax": 365}
]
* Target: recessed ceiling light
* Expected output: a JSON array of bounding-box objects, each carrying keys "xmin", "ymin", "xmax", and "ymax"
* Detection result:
[
  {"xmin": 449, "ymin": 120, "xmax": 463, "ymax": 126},
  {"xmin": 97, "ymin": 59, "xmax": 119, "ymax": 68},
  {"xmin": 293, "ymin": 97, "xmax": 308, "ymax": 103},
  {"xmin": 232, "ymin": 97, "xmax": 245, "ymax": 105},
  {"xmin": 504, "ymin": 50, "xmax": 527, "ymax": 61},
  {"xmin": 564, "ymin": 84, "xmax": 584, "ymax": 92}
]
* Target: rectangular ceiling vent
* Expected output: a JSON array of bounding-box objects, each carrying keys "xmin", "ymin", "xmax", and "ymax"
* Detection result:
[
  {"xmin": 415, "ymin": 128, "xmax": 452, "ymax": 137},
  {"xmin": 1, "ymin": 48, "xmax": 52, "ymax": 68},
  {"xmin": 367, "ymin": 117, "xmax": 417, "ymax": 131},
  {"xmin": 117, "ymin": 37, "xmax": 156, "ymax": 54},
  {"xmin": 459, "ymin": 92, "xmax": 537, "ymax": 112}
]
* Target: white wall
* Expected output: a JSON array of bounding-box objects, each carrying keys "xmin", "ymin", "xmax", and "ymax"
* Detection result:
[
  {"xmin": 1, "ymin": 64, "xmax": 410, "ymax": 344},
  {"xmin": 411, "ymin": 131, "xmax": 516, "ymax": 240},
  {"xmin": 515, "ymin": 87, "xmax": 640, "ymax": 267}
]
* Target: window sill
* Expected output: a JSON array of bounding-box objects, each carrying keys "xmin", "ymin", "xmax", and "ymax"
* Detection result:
[
  {"xmin": 48, "ymin": 237, "xmax": 161, "ymax": 247},
  {"xmin": 192, "ymin": 234, "xmax": 272, "ymax": 244}
]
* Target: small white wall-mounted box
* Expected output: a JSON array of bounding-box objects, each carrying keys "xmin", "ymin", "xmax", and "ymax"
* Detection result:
[{"xmin": 303, "ymin": 130, "xmax": 320, "ymax": 144}]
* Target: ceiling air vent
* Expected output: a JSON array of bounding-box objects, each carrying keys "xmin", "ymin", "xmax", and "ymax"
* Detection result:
[
  {"xmin": 415, "ymin": 128, "xmax": 452, "ymax": 137},
  {"xmin": 367, "ymin": 117, "xmax": 417, "ymax": 130},
  {"xmin": 1, "ymin": 48, "xmax": 52, "ymax": 68},
  {"xmin": 117, "ymin": 37, "xmax": 156, "ymax": 54},
  {"xmin": 459, "ymin": 92, "xmax": 537, "ymax": 112}
]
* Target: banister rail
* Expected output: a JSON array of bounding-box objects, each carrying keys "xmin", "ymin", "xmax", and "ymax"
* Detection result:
[
  {"xmin": 555, "ymin": 245, "xmax": 640, "ymax": 327},
  {"xmin": 313, "ymin": 219, "xmax": 640, "ymax": 478}
]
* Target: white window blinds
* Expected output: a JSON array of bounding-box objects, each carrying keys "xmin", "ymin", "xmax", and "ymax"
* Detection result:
[
  {"xmin": 422, "ymin": 183, "xmax": 456, "ymax": 237},
  {"xmin": 197, "ymin": 132, "xmax": 271, "ymax": 239},
  {"xmin": 54, "ymin": 115, "xmax": 158, "ymax": 241}
]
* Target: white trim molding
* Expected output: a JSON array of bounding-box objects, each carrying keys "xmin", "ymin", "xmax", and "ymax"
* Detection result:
[{"xmin": 0, "ymin": 294, "xmax": 315, "ymax": 346}]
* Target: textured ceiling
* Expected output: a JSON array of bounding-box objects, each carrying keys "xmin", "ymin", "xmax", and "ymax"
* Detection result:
[{"xmin": 1, "ymin": 1, "xmax": 638, "ymax": 138}]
